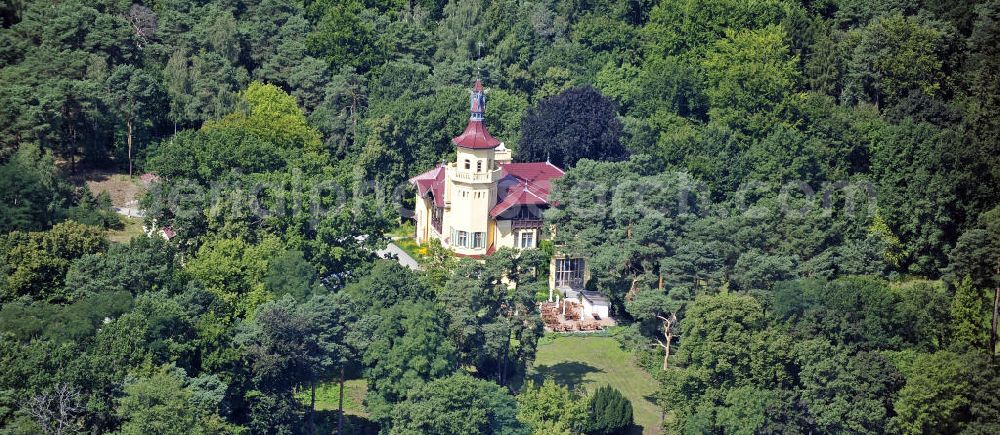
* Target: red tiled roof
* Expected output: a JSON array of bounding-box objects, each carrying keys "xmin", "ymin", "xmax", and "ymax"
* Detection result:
[
  {"xmin": 410, "ymin": 161, "xmax": 564, "ymax": 214},
  {"xmin": 453, "ymin": 78, "xmax": 499, "ymax": 149},
  {"xmin": 489, "ymin": 183, "xmax": 547, "ymax": 217},
  {"xmin": 452, "ymin": 119, "xmax": 500, "ymax": 149},
  {"xmin": 489, "ymin": 162, "xmax": 565, "ymax": 217},
  {"xmin": 499, "ymin": 162, "xmax": 564, "ymax": 193},
  {"xmin": 409, "ymin": 165, "xmax": 446, "ymax": 207}
]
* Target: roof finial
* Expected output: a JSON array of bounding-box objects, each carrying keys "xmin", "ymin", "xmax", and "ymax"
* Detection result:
[
  {"xmin": 546, "ymin": 153, "xmax": 551, "ymax": 164},
  {"xmin": 476, "ymin": 41, "xmax": 484, "ymax": 80}
]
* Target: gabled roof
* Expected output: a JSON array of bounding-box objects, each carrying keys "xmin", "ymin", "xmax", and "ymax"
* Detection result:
[
  {"xmin": 489, "ymin": 182, "xmax": 548, "ymax": 217},
  {"xmin": 499, "ymin": 162, "xmax": 564, "ymax": 193},
  {"xmin": 409, "ymin": 161, "xmax": 565, "ymax": 216},
  {"xmin": 452, "ymin": 119, "xmax": 500, "ymax": 149},
  {"xmin": 489, "ymin": 162, "xmax": 565, "ymax": 217},
  {"xmin": 408, "ymin": 164, "xmax": 446, "ymax": 207}
]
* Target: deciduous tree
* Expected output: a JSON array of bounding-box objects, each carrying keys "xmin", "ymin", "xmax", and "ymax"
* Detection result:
[
  {"xmin": 518, "ymin": 86, "xmax": 626, "ymax": 168},
  {"xmin": 389, "ymin": 374, "xmax": 527, "ymax": 435}
]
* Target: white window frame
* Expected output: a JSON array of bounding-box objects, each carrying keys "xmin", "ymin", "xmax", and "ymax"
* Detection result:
[
  {"xmin": 457, "ymin": 230, "xmax": 468, "ymax": 248},
  {"xmin": 519, "ymin": 231, "xmax": 534, "ymax": 248},
  {"xmin": 473, "ymin": 232, "xmax": 484, "ymax": 249}
]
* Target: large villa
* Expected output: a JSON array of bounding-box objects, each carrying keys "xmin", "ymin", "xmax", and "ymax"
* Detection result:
[
  {"xmin": 409, "ymin": 79, "xmax": 607, "ymax": 321},
  {"xmin": 409, "ymin": 79, "xmax": 562, "ymax": 257}
]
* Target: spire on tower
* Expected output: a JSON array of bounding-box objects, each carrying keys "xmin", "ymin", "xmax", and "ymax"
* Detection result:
[
  {"xmin": 470, "ymin": 79, "xmax": 485, "ymax": 121},
  {"xmin": 476, "ymin": 41, "xmax": 484, "ymax": 80},
  {"xmin": 452, "ymin": 79, "xmax": 499, "ymax": 149}
]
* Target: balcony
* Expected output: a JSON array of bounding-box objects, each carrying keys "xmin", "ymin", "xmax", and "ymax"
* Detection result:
[
  {"xmin": 431, "ymin": 206, "xmax": 443, "ymax": 234},
  {"xmin": 450, "ymin": 167, "xmax": 501, "ymax": 183},
  {"xmin": 511, "ymin": 218, "xmax": 542, "ymax": 229}
]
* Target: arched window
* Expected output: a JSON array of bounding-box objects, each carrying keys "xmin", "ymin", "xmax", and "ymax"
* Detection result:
[
  {"xmin": 464, "ymin": 159, "xmax": 470, "ymax": 170},
  {"xmin": 476, "ymin": 160, "xmax": 482, "ymax": 172}
]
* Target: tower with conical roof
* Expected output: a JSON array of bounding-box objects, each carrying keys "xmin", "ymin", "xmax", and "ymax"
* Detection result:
[
  {"xmin": 409, "ymin": 79, "xmax": 566, "ymax": 258},
  {"xmin": 452, "ymin": 79, "xmax": 499, "ymax": 149},
  {"xmin": 409, "ymin": 78, "xmax": 588, "ymax": 306},
  {"xmin": 444, "ymin": 79, "xmax": 502, "ymax": 255}
]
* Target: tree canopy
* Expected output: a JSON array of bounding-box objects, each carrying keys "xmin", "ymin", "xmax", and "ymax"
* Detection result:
[
  {"xmin": 1, "ymin": 0, "xmax": 999, "ymax": 433},
  {"xmin": 517, "ymin": 85, "xmax": 627, "ymax": 168}
]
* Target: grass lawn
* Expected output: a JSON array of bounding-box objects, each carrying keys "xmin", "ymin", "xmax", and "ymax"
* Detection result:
[
  {"xmin": 295, "ymin": 379, "xmax": 368, "ymax": 416},
  {"xmin": 386, "ymin": 222, "xmax": 434, "ymax": 266},
  {"xmin": 527, "ymin": 335, "xmax": 662, "ymax": 435},
  {"xmin": 107, "ymin": 216, "xmax": 145, "ymax": 244},
  {"xmin": 386, "ymin": 221, "xmax": 415, "ymax": 239},
  {"xmin": 392, "ymin": 236, "xmax": 427, "ymax": 263}
]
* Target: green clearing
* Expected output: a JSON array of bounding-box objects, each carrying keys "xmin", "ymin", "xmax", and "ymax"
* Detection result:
[
  {"xmin": 527, "ymin": 335, "xmax": 662, "ymax": 435},
  {"xmin": 295, "ymin": 379, "xmax": 368, "ymax": 416},
  {"xmin": 386, "ymin": 221, "xmax": 415, "ymax": 239},
  {"xmin": 107, "ymin": 216, "xmax": 145, "ymax": 244}
]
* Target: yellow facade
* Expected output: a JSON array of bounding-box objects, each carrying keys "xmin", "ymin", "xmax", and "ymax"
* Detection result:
[
  {"xmin": 410, "ymin": 80, "xmax": 552, "ymax": 259},
  {"xmin": 413, "ymin": 144, "xmax": 542, "ymax": 256}
]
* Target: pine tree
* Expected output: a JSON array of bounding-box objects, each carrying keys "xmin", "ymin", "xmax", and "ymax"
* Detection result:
[{"xmin": 950, "ymin": 276, "xmax": 992, "ymax": 352}]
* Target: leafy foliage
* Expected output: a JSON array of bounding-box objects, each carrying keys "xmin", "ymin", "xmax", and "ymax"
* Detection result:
[
  {"xmin": 584, "ymin": 385, "xmax": 633, "ymax": 435},
  {"xmin": 516, "ymin": 379, "xmax": 587, "ymax": 435},
  {"xmin": 389, "ymin": 374, "xmax": 528, "ymax": 435},
  {"xmin": 362, "ymin": 301, "xmax": 456, "ymax": 423},
  {"xmin": 116, "ymin": 364, "xmax": 238, "ymax": 435},
  {"xmin": 518, "ymin": 85, "xmax": 627, "ymax": 167},
  {"xmin": 437, "ymin": 250, "xmax": 545, "ymax": 385},
  {"xmin": 1, "ymin": 0, "xmax": 999, "ymax": 433},
  {"xmin": 0, "ymin": 221, "xmax": 107, "ymax": 303}
]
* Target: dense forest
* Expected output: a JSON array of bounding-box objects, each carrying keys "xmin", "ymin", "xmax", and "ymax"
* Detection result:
[{"xmin": 1, "ymin": 0, "xmax": 999, "ymax": 434}]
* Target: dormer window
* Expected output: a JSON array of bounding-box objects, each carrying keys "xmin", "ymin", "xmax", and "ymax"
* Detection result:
[
  {"xmin": 476, "ymin": 160, "xmax": 482, "ymax": 172},
  {"xmin": 464, "ymin": 159, "xmax": 470, "ymax": 170}
]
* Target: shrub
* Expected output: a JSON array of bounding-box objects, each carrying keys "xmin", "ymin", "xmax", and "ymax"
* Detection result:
[{"xmin": 584, "ymin": 385, "xmax": 633, "ymax": 434}]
